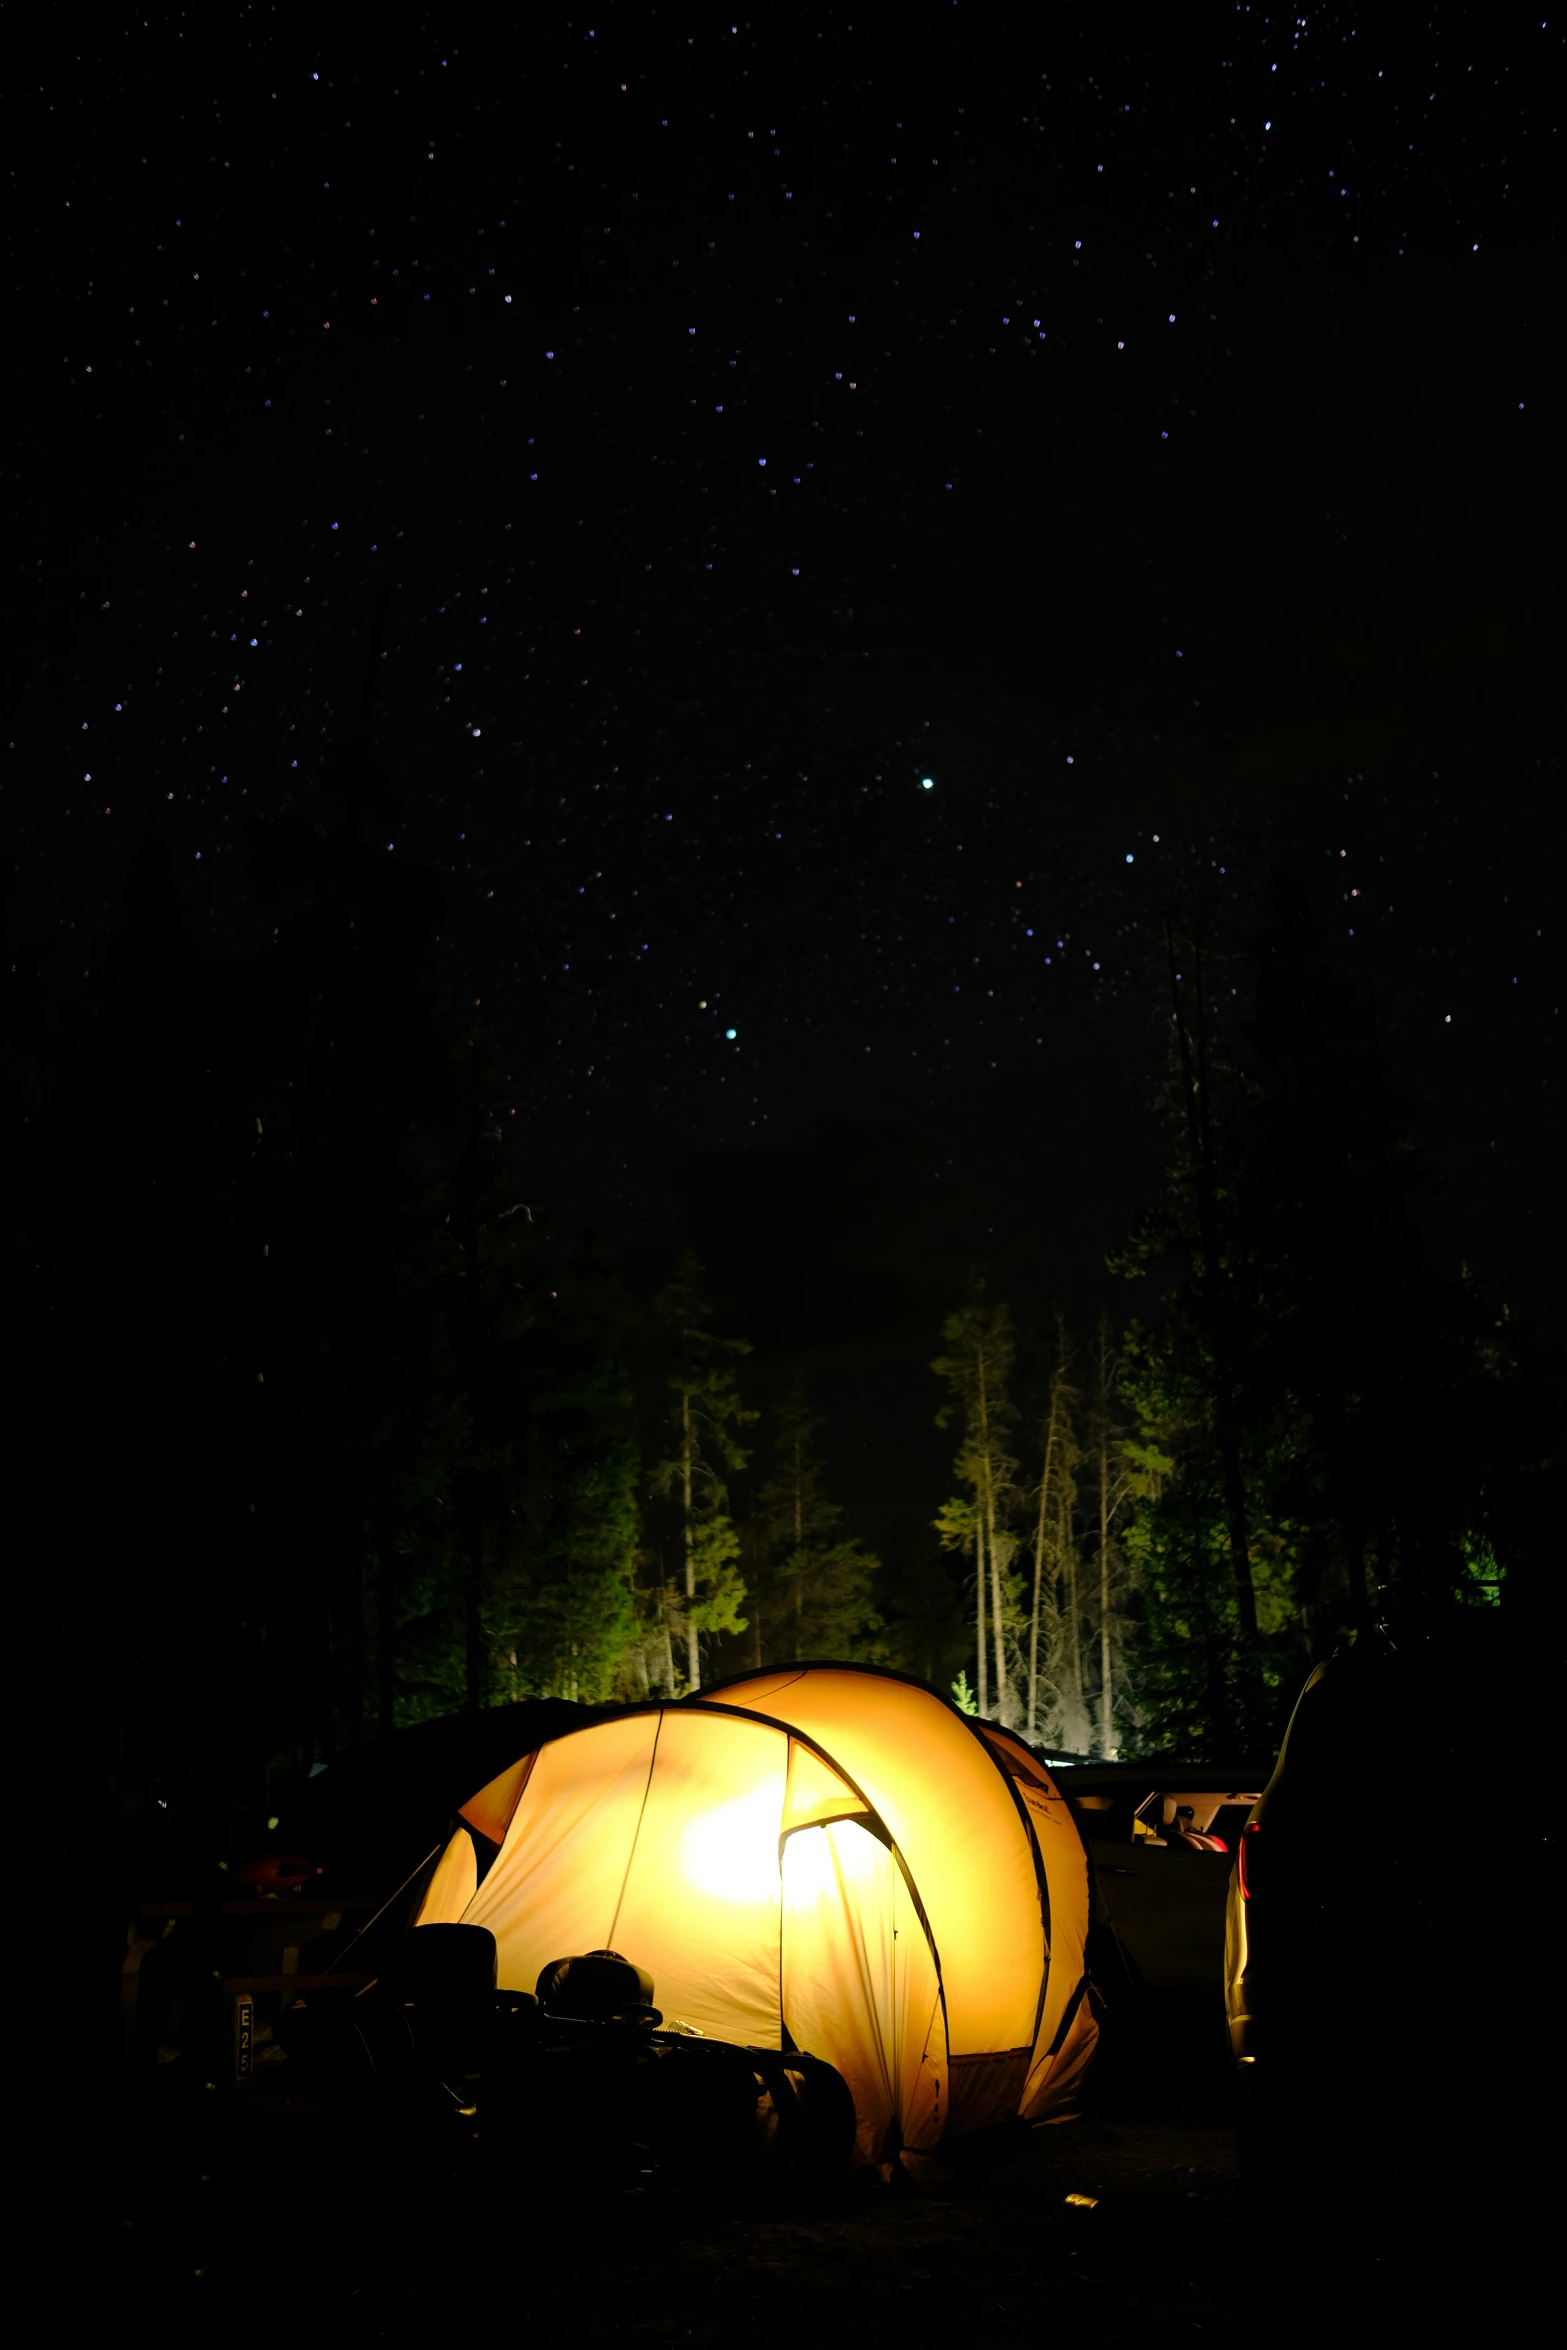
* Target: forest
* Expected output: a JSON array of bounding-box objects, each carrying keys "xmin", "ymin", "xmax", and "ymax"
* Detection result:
[{"xmin": 6, "ymin": 750, "xmax": 1558, "ymax": 1869}]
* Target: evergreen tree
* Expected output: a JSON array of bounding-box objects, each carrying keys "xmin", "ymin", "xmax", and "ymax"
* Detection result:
[
  {"xmin": 752, "ymin": 1380, "xmax": 888, "ymax": 1662},
  {"xmin": 1162, "ymin": 918, "xmax": 1264, "ymax": 1703},
  {"xmin": 488, "ymin": 1239, "xmax": 640, "ymax": 1705},
  {"xmin": 933, "ymin": 1291, "xmax": 1023, "ymax": 1725},
  {"xmin": 932, "ymin": 1490, "xmax": 984, "ymax": 1711},
  {"xmin": 10, "ymin": 747, "xmax": 516, "ymax": 1823},
  {"xmin": 647, "ymin": 1247, "xmax": 755, "ymax": 1692},
  {"xmin": 760, "ymin": 1380, "xmax": 842, "ymax": 1556},
  {"xmin": 1115, "ymin": 876, "xmax": 1562, "ymax": 1748},
  {"xmin": 1024, "ymin": 1315, "xmax": 1090, "ymax": 1751},
  {"xmin": 1088, "ymin": 1315, "xmax": 1134, "ymax": 1757},
  {"xmin": 1111, "ymin": 907, "xmax": 1326, "ymax": 1747},
  {"xmin": 884, "ymin": 1550, "xmax": 969, "ymax": 1694}
]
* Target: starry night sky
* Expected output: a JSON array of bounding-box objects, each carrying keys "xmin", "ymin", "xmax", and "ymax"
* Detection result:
[{"xmin": 11, "ymin": 6, "xmax": 1564, "ymax": 1387}]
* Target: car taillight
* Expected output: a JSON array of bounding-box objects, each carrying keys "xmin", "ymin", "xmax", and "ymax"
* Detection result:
[{"xmin": 1237, "ymin": 1820, "xmax": 1261, "ymax": 1900}]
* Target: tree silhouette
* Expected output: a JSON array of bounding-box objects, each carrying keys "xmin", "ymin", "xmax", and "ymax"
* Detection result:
[
  {"xmin": 933, "ymin": 1290, "xmax": 1023, "ymax": 1725},
  {"xmin": 752, "ymin": 1379, "xmax": 888, "ymax": 1662},
  {"xmin": 646, "ymin": 1247, "xmax": 755, "ymax": 1691}
]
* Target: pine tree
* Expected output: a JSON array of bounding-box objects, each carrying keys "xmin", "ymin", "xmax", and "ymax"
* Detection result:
[
  {"xmin": 933, "ymin": 1493, "xmax": 985, "ymax": 1714},
  {"xmin": 761, "ymin": 1380, "xmax": 841, "ymax": 1556},
  {"xmin": 753, "ymin": 1380, "xmax": 887, "ymax": 1662},
  {"xmin": 933, "ymin": 1292, "xmax": 1024, "ymax": 1725},
  {"xmin": 1111, "ymin": 920, "xmax": 1292, "ymax": 1749},
  {"xmin": 1089, "ymin": 1315, "xmax": 1133, "ymax": 1756},
  {"xmin": 647, "ymin": 1247, "xmax": 755, "ymax": 1692},
  {"xmin": 488, "ymin": 1240, "xmax": 641, "ymax": 1704},
  {"xmin": 1024, "ymin": 1315, "xmax": 1089, "ymax": 1749},
  {"xmin": 1163, "ymin": 918, "xmax": 1263, "ymax": 1705},
  {"xmin": 1114, "ymin": 879, "xmax": 1524, "ymax": 1746},
  {"xmin": 884, "ymin": 1551, "xmax": 968, "ymax": 1693}
]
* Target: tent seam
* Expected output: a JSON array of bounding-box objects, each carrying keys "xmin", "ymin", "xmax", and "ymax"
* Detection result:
[{"xmin": 605, "ymin": 1708, "xmax": 664, "ymax": 1952}]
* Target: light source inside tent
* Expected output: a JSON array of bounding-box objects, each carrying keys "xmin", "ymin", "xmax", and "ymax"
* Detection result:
[
  {"xmin": 459, "ymin": 1710, "xmax": 789, "ymax": 2045},
  {"xmin": 680, "ymin": 1778, "xmax": 789, "ymax": 1906}
]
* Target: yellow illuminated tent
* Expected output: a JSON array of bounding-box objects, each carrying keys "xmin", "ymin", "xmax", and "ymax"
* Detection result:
[{"xmin": 413, "ymin": 1666, "xmax": 1097, "ymax": 2166}]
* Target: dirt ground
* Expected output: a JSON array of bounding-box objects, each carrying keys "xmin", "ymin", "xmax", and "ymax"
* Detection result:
[{"xmin": 76, "ymin": 2010, "xmax": 1543, "ymax": 2343}]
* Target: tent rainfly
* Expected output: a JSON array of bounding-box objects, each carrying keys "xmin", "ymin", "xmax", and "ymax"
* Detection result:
[{"xmin": 413, "ymin": 1665, "xmax": 1098, "ymax": 2167}]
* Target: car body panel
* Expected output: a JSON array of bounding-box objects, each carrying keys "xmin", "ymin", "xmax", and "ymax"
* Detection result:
[
  {"xmin": 1088, "ymin": 1830, "xmax": 1237, "ymax": 1992},
  {"xmin": 1053, "ymin": 1763, "xmax": 1267, "ymax": 1996},
  {"xmin": 1224, "ymin": 1630, "xmax": 1563, "ymax": 2088}
]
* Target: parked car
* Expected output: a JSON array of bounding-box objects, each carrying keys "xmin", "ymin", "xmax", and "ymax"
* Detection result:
[
  {"xmin": 1062, "ymin": 1763, "xmax": 1266, "ymax": 1998},
  {"xmin": 1224, "ymin": 1617, "xmax": 1559, "ymax": 2156}
]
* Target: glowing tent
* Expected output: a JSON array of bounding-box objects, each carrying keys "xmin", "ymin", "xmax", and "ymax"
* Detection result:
[{"xmin": 413, "ymin": 1666, "xmax": 1097, "ymax": 2166}]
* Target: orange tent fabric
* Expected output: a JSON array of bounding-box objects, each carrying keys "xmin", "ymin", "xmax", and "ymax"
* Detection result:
[
  {"xmin": 704, "ymin": 1670, "xmax": 1098, "ymax": 2129},
  {"xmin": 414, "ymin": 1668, "xmax": 1096, "ymax": 2160}
]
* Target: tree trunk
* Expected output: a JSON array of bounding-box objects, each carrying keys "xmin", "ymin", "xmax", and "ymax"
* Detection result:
[
  {"xmin": 974, "ymin": 1514, "xmax": 989, "ymax": 1719},
  {"xmin": 1065, "ymin": 1481, "xmax": 1086, "ymax": 1730},
  {"xmin": 376, "ymin": 1535, "xmax": 396, "ymax": 1740},
  {"xmin": 976, "ymin": 1348, "xmax": 1008, "ymax": 1723},
  {"xmin": 682, "ymin": 1388, "xmax": 699, "ymax": 1691},
  {"xmin": 1099, "ymin": 1421, "xmax": 1114, "ymax": 1757},
  {"xmin": 347, "ymin": 1550, "xmax": 365, "ymax": 1748},
  {"xmin": 1028, "ymin": 1416, "xmax": 1051, "ymax": 1744},
  {"xmin": 1167, "ymin": 925, "xmax": 1260, "ymax": 1686},
  {"xmin": 1194, "ymin": 1532, "xmax": 1229, "ymax": 1744},
  {"xmin": 1342, "ymin": 1513, "xmax": 1371, "ymax": 1632},
  {"xmin": 988, "ymin": 1502, "xmax": 1007, "ymax": 1728},
  {"xmin": 463, "ymin": 1485, "xmax": 486, "ymax": 1717},
  {"xmin": 1029, "ymin": 1363, "xmax": 1064, "ymax": 1744},
  {"xmin": 462, "ymin": 1089, "xmax": 486, "ymax": 1717}
]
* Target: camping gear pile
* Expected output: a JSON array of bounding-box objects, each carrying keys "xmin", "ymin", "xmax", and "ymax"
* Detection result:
[
  {"xmin": 366, "ymin": 1667, "xmax": 1097, "ymax": 2183},
  {"xmin": 330, "ymin": 1921, "xmax": 856, "ymax": 2190}
]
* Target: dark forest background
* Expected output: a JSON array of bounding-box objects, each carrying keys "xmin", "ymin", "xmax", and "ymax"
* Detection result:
[{"xmin": 6, "ymin": 745, "xmax": 1558, "ymax": 1894}]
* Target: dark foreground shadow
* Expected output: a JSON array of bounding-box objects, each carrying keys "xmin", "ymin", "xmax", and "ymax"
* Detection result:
[{"xmin": 47, "ymin": 2039, "xmax": 1551, "ymax": 2346}]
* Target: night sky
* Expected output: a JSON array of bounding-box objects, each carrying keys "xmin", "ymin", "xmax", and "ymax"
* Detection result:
[{"xmin": 11, "ymin": 6, "xmax": 1563, "ymax": 1389}]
